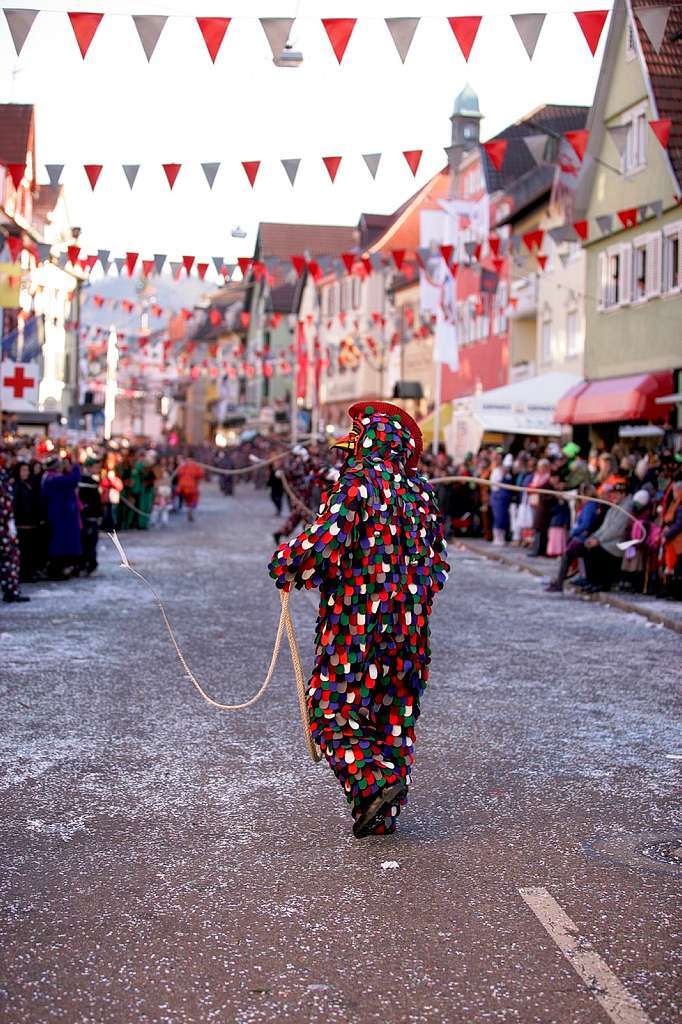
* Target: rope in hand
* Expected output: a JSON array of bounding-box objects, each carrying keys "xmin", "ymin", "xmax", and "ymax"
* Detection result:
[{"xmin": 107, "ymin": 530, "xmax": 322, "ymax": 763}]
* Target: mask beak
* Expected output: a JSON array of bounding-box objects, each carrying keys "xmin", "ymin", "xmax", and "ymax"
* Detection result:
[{"xmin": 330, "ymin": 431, "xmax": 356, "ymax": 452}]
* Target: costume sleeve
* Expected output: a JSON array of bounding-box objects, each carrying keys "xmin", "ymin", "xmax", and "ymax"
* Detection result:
[
  {"xmin": 424, "ymin": 482, "xmax": 450, "ymax": 592},
  {"xmin": 268, "ymin": 472, "xmax": 362, "ymax": 591}
]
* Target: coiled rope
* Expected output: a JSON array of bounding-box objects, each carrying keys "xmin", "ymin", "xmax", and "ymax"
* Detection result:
[{"xmin": 108, "ymin": 530, "xmax": 322, "ymax": 762}]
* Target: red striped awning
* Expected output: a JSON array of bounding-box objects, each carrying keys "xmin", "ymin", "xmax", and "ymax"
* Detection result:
[{"xmin": 555, "ymin": 371, "xmax": 674, "ymax": 425}]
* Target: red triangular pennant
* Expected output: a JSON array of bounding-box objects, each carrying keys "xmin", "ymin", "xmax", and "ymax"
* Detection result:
[
  {"xmin": 536, "ymin": 254, "xmax": 548, "ymax": 271},
  {"xmin": 5, "ymin": 163, "xmax": 26, "ymax": 189},
  {"xmin": 84, "ymin": 163, "xmax": 102, "ymax": 190},
  {"xmin": 307, "ymin": 260, "xmax": 322, "ymax": 282},
  {"xmin": 341, "ymin": 252, "xmax": 356, "ymax": 274},
  {"xmin": 141, "ymin": 259, "xmax": 154, "ymax": 277},
  {"xmin": 162, "ymin": 163, "xmax": 181, "ymax": 189},
  {"xmin": 196, "ymin": 17, "xmax": 230, "ymax": 63},
  {"xmin": 523, "ymin": 228, "xmax": 544, "ymax": 252},
  {"xmin": 196, "ymin": 262, "xmax": 208, "ymax": 280},
  {"xmin": 617, "ymin": 207, "xmax": 637, "ymax": 229},
  {"xmin": 488, "ymin": 236, "xmax": 501, "ymax": 256},
  {"xmin": 402, "ymin": 149, "xmax": 423, "ymax": 176},
  {"xmin": 209, "ymin": 309, "xmax": 222, "ymax": 325},
  {"xmin": 649, "ymin": 118, "xmax": 671, "ymax": 150},
  {"xmin": 322, "ymin": 155, "xmax": 342, "ymax": 182},
  {"xmin": 447, "ymin": 16, "xmax": 482, "ymax": 61},
  {"xmin": 391, "ymin": 249, "xmax": 406, "ymax": 271},
  {"xmin": 68, "ymin": 11, "xmax": 103, "ymax": 58},
  {"xmin": 290, "ymin": 255, "xmax": 306, "ymax": 277},
  {"xmin": 321, "ymin": 18, "xmax": 356, "ymax": 63},
  {"xmin": 492, "ymin": 257, "xmax": 505, "ymax": 274},
  {"xmin": 182, "ymin": 255, "xmax": 195, "ymax": 275},
  {"xmin": 573, "ymin": 219, "xmax": 589, "ymax": 241},
  {"xmin": 574, "ymin": 10, "xmax": 608, "ymax": 56},
  {"xmin": 240, "ymin": 311, "xmax": 250, "ymax": 328},
  {"xmin": 7, "ymin": 235, "xmax": 23, "ymax": 261},
  {"xmin": 67, "ymin": 244, "xmax": 80, "ymax": 265},
  {"xmin": 125, "ymin": 252, "xmax": 138, "ymax": 277},
  {"xmin": 238, "ymin": 257, "xmax": 253, "ymax": 277},
  {"xmin": 565, "ymin": 129, "xmax": 589, "ymax": 161},
  {"xmin": 482, "ymin": 139, "xmax": 508, "ymax": 172},
  {"xmin": 440, "ymin": 244, "xmax": 454, "ymax": 263},
  {"xmin": 242, "ymin": 161, "xmax": 260, "ymax": 187}
]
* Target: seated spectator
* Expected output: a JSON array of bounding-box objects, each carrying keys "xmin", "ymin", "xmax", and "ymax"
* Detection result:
[
  {"xmin": 545, "ymin": 483, "xmax": 601, "ymax": 592},
  {"xmin": 658, "ymin": 479, "xmax": 682, "ymax": 601},
  {"xmin": 546, "ymin": 472, "xmax": 570, "ymax": 558},
  {"xmin": 582, "ymin": 483, "xmax": 648, "ymax": 593}
]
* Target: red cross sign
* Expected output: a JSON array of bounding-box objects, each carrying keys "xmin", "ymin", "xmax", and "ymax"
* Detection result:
[{"xmin": 1, "ymin": 360, "xmax": 39, "ymax": 411}]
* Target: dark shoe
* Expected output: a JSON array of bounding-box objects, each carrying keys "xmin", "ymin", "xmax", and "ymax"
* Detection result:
[
  {"xmin": 544, "ymin": 581, "xmax": 563, "ymax": 593},
  {"xmin": 273, "ymin": 532, "xmax": 282, "ymax": 545},
  {"xmin": 3, "ymin": 593, "xmax": 30, "ymax": 603},
  {"xmin": 352, "ymin": 781, "xmax": 406, "ymax": 839},
  {"xmin": 571, "ymin": 577, "xmax": 589, "ymax": 588}
]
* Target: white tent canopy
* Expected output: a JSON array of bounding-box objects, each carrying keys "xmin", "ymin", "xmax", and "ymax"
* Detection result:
[{"xmin": 446, "ymin": 372, "xmax": 581, "ymax": 459}]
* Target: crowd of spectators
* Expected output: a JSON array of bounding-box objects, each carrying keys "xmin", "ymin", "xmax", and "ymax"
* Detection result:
[{"xmin": 421, "ymin": 440, "xmax": 682, "ymax": 600}]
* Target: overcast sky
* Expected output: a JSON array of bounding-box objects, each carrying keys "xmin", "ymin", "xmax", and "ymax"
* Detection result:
[{"xmin": 1, "ymin": 1, "xmax": 608, "ymax": 275}]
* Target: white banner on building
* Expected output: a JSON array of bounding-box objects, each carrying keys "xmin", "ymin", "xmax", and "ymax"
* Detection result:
[{"xmin": 1, "ymin": 360, "xmax": 40, "ymax": 411}]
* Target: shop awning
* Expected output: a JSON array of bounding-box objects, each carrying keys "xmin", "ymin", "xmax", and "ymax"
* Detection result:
[
  {"xmin": 474, "ymin": 371, "xmax": 581, "ymax": 436},
  {"xmin": 555, "ymin": 371, "xmax": 674, "ymax": 425},
  {"xmin": 419, "ymin": 402, "xmax": 453, "ymax": 446}
]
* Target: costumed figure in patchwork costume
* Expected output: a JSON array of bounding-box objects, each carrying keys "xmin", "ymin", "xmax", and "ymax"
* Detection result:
[{"xmin": 269, "ymin": 402, "xmax": 449, "ymax": 838}]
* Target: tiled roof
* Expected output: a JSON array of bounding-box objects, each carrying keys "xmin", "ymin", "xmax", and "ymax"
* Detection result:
[
  {"xmin": 257, "ymin": 222, "xmax": 357, "ymax": 259},
  {"xmin": 632, "ymin": 0, "xmax": 682, "ymax": 187},
  {"xmin": 32, "ymin": 184, "xmax": 62, "ymax": 228},
  {"xmin": 0, "ymin": 103, "xmax": 34, "ymax": 166},
  {"xmin": 482, "ymin": 104, "xmax": 590, "ymax": 192}
]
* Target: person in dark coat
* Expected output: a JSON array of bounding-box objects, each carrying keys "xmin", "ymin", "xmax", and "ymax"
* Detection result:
[
  {"xmin": 13, "ymin": 462, "xmax": 41, "ymax": 581},
  {"xmin": 267, "ymin": 464, "xmax": 284, "ymax": 515},
  {"xmin": 79, "ymin": 459, "xmax": 103, "ymax": 575},
  {"xmin": 42, "ymin": 455, "xmax": 82, "ymax": 579},
  {"xmin": 1, "ymin": 456, "xmax": 29, "ymax": 603}
]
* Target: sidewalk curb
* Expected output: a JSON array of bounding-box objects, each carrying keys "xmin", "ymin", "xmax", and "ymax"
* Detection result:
[{"xmin": 456, "ymin": 539, "xmax": 682, "ymax": 637}]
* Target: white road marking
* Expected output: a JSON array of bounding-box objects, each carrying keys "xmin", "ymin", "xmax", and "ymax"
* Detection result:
[{"xmin": 519, "ymin": 887, "xmax": 654, "ymax": 1024}]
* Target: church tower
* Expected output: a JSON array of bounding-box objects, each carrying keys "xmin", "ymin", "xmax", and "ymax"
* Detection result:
[{"xmin": 447, "ymin": 83, "xmax": 483, "ymax": 187}]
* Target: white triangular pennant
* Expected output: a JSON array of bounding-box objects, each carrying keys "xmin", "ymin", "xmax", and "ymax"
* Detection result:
[
  {"xmin": 4, "ymin": 8, "xmax": 38, "ymax": 56},
  {"xmin": 223, "ymin": 263, "xmax": 236, "ymax": 280},
  {"xmin": 169, "ymin": 261, "xmax": 182, "ymax": 276},
  {"xmin": 122, "ymin": 164, "xmax": 140, "ymax": 189},
  {"xmin": 511, "ymin": 13, "xmax": 546, "ymax": 59},
  {"xmin": 523, "ymin": 134, "xmax": 549, "ymax": 165},
  {"xmin": 648, "ymin": 199, "xmax": 663, "ymax": 218},
  {"xmin": 97, "ymin": 249, "xmax": 110, "ymax": 264},
  {"xmin": 606, "ymin": 123, "xmax": 630, "ymax": 157},
  {"xmin": 36, "ymin": 241, "xmax": 50, "ymax": 262},
  {"xmin": 384, "ymin": 17, "xmax": 419, "ymax": 63},
  {"xmin": 114, "ymin": 257, "xmax": 125, "ymax": 274},
  {"xmin": 636, "ymin": 5, "xmax": 670, "ymax": 53},
  {"xmin": 212, "ymin": 256, "xmax": 224, "ymax": 274},
  {"xmin": 281, "ymin": 158, "xmax": 300, "ymax": 186},
  {"xmin": 259, "ymin": 17, "xmax": 294, "ymax": 60},
  {"xmin": 132, "ymin": 15, "xmax": 168, "ymax": 61},
  {"xmin": 362, "ymin": 153, "xmax": 382, "ymax": 180},
  {"xmin": 153, "ymin": 253, "xmax": 166, "ymax": 274},
  {"xmin": 45, "ymin": 164, "xmax": 64, "ymax": 186},
  {"xmin": 201, "ymin": 162, "xmax": 220, "ymax": 188}
]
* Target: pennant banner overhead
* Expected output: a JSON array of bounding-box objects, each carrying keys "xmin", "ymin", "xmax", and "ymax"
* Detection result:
[
  {"xmin": 242, "ymin": 160, "xmax": 260, "ymax": 187},
  {"xmin": 482, "ymin": 139, "xmax": 508, "ymax": 172},
  {"xmin": 574, "ymin": 10, "xmax": 609, "ymax": 56},
  {"xmin": 84, "ymin": 163, "xmax": 102, "ymax": 190},
  {"xmin": 281, "ymin": 158, "xmax": 300, "ymax": 186},
  {"xmin": 510, "ymin": 13, "xmax": 546, "ymax": 59},
  {"xmin": 523, "ymin": 134, "xmax": 549, "ymax": 165},
  {"xmin": 565, "ymin": 129, "xmax": 589, "ymax": 161},
  {"xmin": 635, "ymin": 5, "xmax": 670, "ymax": 53},
  {"xmin": 201, "ymin": 162, "xmax": 220, "ymax": 188},
  {"xmin": 596, "ymin": 214, "xmax": 613, "ymax": 234},
  {"xmin": 196, "ymin": 16, "xmax": 230, "ymax": 63},
  {"xmin": 402, "ymin": 149, "xmax": 422, "ymax": 176},
  {"xmin": 447, "ymin": 16, "xmax": 482, "ymax": 61},
  {"xmin": 4, "ymin": 7, "xmax": 38, "ymax": 55},
  {"xmin": 259, "ymin": 17, "xmax": 293, "ymax": 60},
  {"xmin": 649, "ymin": 118, "xmax": 671, "ymax": 149},
  {"xmin": 132, "ymin": 15, "xmax": 167, "ymax": 61},
  {"xmin": 45, "ymin": 163, "xmax": 64, "ymax": 186},
  {"xmin": 122, "ymin": 163, "xmax": 140, "ymax": 189},
  {"xmin": 362, "ymin": 152, "xmax": 382, "ymax": 180},
  {"xmin": 322, "ymin": 156, "xmax": 342, "ymax": 182},
  {"xmin": 322, "ymin": 17, "xmax": 356, "ymax": 63},
  {"xmin": 68, "ymin": 11, "xmax": 103, "ymax": 58},
  {"xmin": 384, "ymin": 17, "xmax": 419, "ymax": 63},
  {"xmin": 153, "ymin": 253, "xmax": 167, "ymax": 274},
  {"xmin": 162, "ymin": 163, "xmax": 181, "ymax": 189}
]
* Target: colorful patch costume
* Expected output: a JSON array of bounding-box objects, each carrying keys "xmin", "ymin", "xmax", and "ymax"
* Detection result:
[{"xmin": 269, "ymin": 403, "xmax": 449, "ymax": 836}]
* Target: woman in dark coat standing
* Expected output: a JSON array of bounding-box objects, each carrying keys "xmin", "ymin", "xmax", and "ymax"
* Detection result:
[
  {"xmin": 13, "ymin": 462, "xmax": 41, "ymax": 581},
  {"xmin": 42, "ymin": 455, "xmax": 82, "ymax": 578}
]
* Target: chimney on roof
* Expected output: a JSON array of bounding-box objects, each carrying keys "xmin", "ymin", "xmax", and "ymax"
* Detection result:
[{"xmin": 448, "ymin": 83, "xmax": 483, "ymax": 188}]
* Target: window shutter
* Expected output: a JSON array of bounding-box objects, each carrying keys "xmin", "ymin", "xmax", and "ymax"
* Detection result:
[
  {"xmin": 597, "ymin": 252, "xmax": 607, "ymax": 310},
  {"xmin": 646, "ymin": 232, "xmax": 662, "ymax": 297},
  {"xmin": 619, "ymin": 243, "xmax": 632, "ymax": 305}
]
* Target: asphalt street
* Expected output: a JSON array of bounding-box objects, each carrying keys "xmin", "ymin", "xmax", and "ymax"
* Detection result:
[{"xmin": 1, "ymin": 484, "xmax": 680, "ymax": 1024}]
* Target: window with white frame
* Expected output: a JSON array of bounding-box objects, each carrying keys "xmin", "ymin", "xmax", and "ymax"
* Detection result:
[
  {"xmin": 633, "ymin": 231, "xmax": 662, "ymax": 301},
  {"xmin": 620, "ymin": 104, "xmax": 647, "ymax": 176},
  {"xmin": 566, "ymin": 308, "xmax": 580, "ymax": 356},
  {"xmin": 340, "ymin": 278, "xmax": 351, "ymax": 312},
  {"xmin": 663, "ymin": 219, "xmax": 682, "ymax": 293},
  {"xmin": 541, "ymin": 317, "xmax": 552, "ymax": 363},
  {"xmin": 328, "ymin": 282, "xmax": 339, "ymax": 317},
  {"xmin": 352, "ymin": 275, "xmax": 362, "ymax": 309},
  {"xmin": 597, "ymin": 243, "xmax": 632, "ymax": 309}
]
